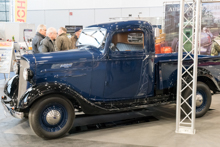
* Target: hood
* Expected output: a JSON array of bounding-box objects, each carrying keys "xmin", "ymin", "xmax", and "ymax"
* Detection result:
[
  {"xmin": 22, "ymin": 54, "xmax": 35, "ymax": 63},
  {"xmin": 33, "ymin": 47, "xmax": 95, "ymax": 64}
]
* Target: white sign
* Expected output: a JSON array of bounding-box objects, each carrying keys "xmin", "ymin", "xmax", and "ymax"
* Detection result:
[{"xmin": 0, "ymin": 42, "xmax": 14, "ymax": 74}]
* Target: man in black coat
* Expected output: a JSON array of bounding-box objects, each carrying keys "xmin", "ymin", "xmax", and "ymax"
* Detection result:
[
  {"xmin": 39, "ymin": 27, "xmax": 57, "ymax": 53},
  {"xmin": 32, "ymin": 24, "xmax": 47, "ymax": 53}
]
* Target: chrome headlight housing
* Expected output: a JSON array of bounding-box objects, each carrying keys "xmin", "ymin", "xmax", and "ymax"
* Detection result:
[{"xmin": 23, "ymin": 68, "xmax": 33, "ymax": 81}]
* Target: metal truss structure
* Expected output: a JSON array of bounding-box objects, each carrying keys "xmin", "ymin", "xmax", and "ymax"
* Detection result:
[{"xmin": 176, "ymin": 0, "xmax": 201, "ymax": 134}]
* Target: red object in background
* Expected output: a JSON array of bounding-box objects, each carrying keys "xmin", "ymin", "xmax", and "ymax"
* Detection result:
[
  {"xmin": 161, "ymin": 46, "xmax": 172, "ymax": 54},
  {"xmin": 155, "ymin": 44, "xmax": 161, "ymax": 54},
  {"xmin": 69, "ymin": 12, "xmax": 73, "ymax": 16}
]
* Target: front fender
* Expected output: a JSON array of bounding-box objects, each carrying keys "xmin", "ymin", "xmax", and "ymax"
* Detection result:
[
  {"xmin": 18, "ymin": 82, "xmax": 109, "ymax": 114},
  {"xmin": 4, "ymin": 75, "xmax": 19, "ymax": 98},
  {"xmin": 18, "ymin": 82, "xmax": 76, "ymax": 109}
]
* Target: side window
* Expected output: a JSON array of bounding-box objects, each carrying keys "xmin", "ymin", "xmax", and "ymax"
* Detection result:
[{"xmin": 111, "ymin": 31, "xmax": 144, "ymax": 52}]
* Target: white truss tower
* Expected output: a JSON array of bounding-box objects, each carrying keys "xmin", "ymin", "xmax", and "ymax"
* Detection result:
[{"xmin": 176, "ymin": 0, "xmax": 201, "ymax": 134}]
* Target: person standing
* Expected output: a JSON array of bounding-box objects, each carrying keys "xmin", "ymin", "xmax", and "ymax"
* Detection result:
[
  {"xmin": 32, "ymin": 24, "xmax": 46, "ymax": 53},
  {"xmin": 39, "ymin": 27, "xmax": 57, "ymax": 53},
  {"xmin": 70, "ymin": 27, "xmax": 82, "ymax": 49},
  {"xmin": 55, "ymin": 27, "xmax": 72, "ymax": 51},
  {"xmin": 203, "ymin": 27, "xmax": 214, "ymax": 55},
  {"xmin": 211, "ymin": 33, "xmax": 220, "ymax": 56}
]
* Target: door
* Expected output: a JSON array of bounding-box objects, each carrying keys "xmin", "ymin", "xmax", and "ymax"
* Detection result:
[{"xmin": 104, "ymin": 31, "xmax": 149, "ymax": 99}]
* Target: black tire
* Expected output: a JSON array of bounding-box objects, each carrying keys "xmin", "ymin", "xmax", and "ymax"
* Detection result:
[
  {"xmin": 182, "ymin": 81, "xmax": 211, "ymax": 118},
  {"xmin": 29, "ymin": 95, "xmax": 75, "ymax": 139}
]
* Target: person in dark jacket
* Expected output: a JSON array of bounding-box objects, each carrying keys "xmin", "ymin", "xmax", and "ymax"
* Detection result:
[
  {"xmin": 70, "ymin": 27, "xmax": 82, "ymax": 49},
  {"xmin": 55, "ymin": 27, "xmax": 72, "ymax": 51},
  {"xmin": 32, "ymin": 24, "xmax": 46, "ymax": 53},
  {"xmin": 39, "ymin": 27, "xmax": 57, "ymax": 53}
]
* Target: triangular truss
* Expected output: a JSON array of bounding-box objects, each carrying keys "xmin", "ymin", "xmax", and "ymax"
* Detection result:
[{"xmin": 176, "ymin": 0, "xmax": 201, "ymax": 134}]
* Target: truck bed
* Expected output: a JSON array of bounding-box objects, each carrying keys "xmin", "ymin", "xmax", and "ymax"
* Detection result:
[{"xmin": 154, "ymin": 53, "xmax": 220, "ymax": 91}]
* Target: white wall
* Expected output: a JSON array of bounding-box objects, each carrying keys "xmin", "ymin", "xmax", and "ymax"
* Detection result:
[
  {"xmin": 27, "ymin": 7, "xmax": 164, "ymax": 30},
  {"xmin": 26, "ymin": 0, "xmax": 170, "ymax": 31},
  {"xmin": 27, "ymin": 0, "xmax": 175, "ymax": 10},
  {"xmin": 95, "ymin": 9, "xmax": 121, "ymax": 23},
  {"xmin": 45, "ymin": 10, "xmax": 70, "ymax": 29},
  {"xmin": 69, "ymin": 9, "xmax": 95, "ymax": 27}
]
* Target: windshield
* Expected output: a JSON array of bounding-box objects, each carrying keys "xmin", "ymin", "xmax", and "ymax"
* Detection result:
[{"xmin": 76, "ymin": 27, "xmax": 107, "ymax": 48}]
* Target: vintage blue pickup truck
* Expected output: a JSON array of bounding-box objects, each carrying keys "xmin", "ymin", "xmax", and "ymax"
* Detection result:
[{"xmin": 1, "ymin": 20, "xmax": 220, "ymax": 139}]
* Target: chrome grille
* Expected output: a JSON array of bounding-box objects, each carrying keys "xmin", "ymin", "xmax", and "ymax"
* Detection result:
[{"xmin": 17, "ymin": 59, "xmax": 29, "ymax": 104}]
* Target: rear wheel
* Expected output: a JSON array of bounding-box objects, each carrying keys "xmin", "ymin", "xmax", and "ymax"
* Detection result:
[
  {"xmin": 182, "ymin": 81, "xmax": 211, "ymax": 118},
  {"xmin": 29, "ymin": 95, "xmax": 75, "ymax": 139}
]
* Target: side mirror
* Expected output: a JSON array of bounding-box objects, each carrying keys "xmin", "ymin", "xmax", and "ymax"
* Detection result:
[{"xmin": 154, "ymin": 28, "xmax": 160, "ymax": 38}]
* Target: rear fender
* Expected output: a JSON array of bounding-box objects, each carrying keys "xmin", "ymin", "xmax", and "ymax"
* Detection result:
[
  {"xmin": 197, "ymin": 68, "xmax": 220, "ymax": 92},
  {"xmin": 183, "ymin": 67, "xmax": 220, "ymax": 92}
]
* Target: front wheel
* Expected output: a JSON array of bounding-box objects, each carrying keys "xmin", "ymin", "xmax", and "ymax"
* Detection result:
[
  {"xmin": 183, "ymin": 81, "xmax": 212, "ymax": 118},
  {"xmin": 29, "ymin": 95, "xmax": 75, "ymax": 139}
]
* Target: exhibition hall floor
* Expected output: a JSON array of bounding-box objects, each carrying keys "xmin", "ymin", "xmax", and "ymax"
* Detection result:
[{"xmin": 0, "ymin": 77, "xmax": 220, "ymax": 147}]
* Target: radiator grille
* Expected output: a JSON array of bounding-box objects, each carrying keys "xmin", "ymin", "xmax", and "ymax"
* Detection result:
[{"xmin": 17, "ymin": 59, "xmax": 29, "ymax": 105}]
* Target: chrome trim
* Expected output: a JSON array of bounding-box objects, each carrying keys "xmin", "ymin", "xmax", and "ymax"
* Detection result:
[
  {"xmin": 18, "ymin": 59, "xmax": 29, "ymax": 104},
  {"xmin": 196, "ymin": 94, "xmax": 203, "ymax": 107},
  {"xmin": 46, "ymin": 110, "xmax": 62, "ymax": 125},
  {"xmin": 1, "ymin": 99, "xmax": 24, "ymax": 119}
]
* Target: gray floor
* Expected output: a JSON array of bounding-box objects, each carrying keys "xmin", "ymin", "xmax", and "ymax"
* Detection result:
[{"xmin": 1, "ymin": 79, "xmax": 220, "ymax": 147}]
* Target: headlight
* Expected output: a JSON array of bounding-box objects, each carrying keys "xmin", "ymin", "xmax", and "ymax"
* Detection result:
[
  {"xmin": 13, "ymin": 62, "xmax": 19, "ymax": 74},
  {"xmin": 23, "ymin": 68, "xmax": 33, "ymax": 81}
]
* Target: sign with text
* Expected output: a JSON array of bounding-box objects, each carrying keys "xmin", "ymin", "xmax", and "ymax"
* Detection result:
[
  {"xmin": 0, "ymin": 42, "xmax": 14, "ymax": 74},
  {"xmin": 15, "ymin": 0, "xmax": 27, "ymax": 22}
]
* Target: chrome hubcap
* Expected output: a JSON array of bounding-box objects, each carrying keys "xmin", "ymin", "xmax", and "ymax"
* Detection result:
[
  {"xmin": 46, "ymin": 110, "xmax": 61, "ymax": 125},
  {"xmin": 196, "ymin": 94, "xmax": 203, "ymax": 107}
]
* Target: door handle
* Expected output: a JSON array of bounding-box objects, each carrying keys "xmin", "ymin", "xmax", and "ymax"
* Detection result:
[{"xmin": 143, "ymin": 55, "xmax": 149, "ymax": 61}]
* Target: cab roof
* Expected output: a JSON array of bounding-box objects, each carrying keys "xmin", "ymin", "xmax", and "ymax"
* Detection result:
[{"xmin": 87, "ymin": 20, "xmax": 153, "ymax": 32}]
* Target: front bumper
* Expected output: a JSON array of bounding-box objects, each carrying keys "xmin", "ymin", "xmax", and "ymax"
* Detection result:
[{"xmin": 1, "ymin": 98, "xmax": 24, "ymax": 119}]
